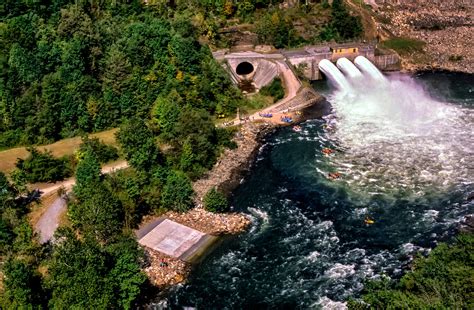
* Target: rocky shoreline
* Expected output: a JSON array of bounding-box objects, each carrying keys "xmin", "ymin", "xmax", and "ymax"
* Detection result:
[
  {"xmin": 193, "ymin": 122, "xmax": 276, "ymax": 203},
  {"xmin": 141, "ymin": 121, "xmax": 276, "ymax": 291},
  {"xmin": 142, "ymin": 98, "xmax": 329, "ymax": 292}
]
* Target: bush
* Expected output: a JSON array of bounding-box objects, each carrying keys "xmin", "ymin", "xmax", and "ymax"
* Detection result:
[
  {"xmin": 0, "ymin": 129, "xmax": 24, "ymax": 150},
  {"xmin": 255, "ymin": 11, "xmax": 299, "ymax": 48},
  {"xmin": 448, "ymin": 55, "xmax": 463, "ymax": 62},
  {"xmin": 204, "ymin": 187, "xmax": 228, "ymax": 213},
  {"xmin": 260, "ymin": 78, "xmax": 285, "ymax": 102},
  {"xmin": 15, "ymin": 147, "xmax": 72, "ymax": 183},
  {"xmin": 216, "ymin": 127, "xmax": 237, "ymax": 150},
  {"xmin": 78, "ymin": 136, "xmax": 119, "ymax": 164}
]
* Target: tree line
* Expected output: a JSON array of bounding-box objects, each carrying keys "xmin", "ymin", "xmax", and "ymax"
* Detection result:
[{"xmin": 0, "ymin": 0, "xmax": 363, "ymax": 308}]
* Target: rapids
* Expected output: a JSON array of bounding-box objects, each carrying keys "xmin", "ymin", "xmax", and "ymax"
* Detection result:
[{"xmin": 168, "ymin": 69, "xmax": 473, "ymax": 309}]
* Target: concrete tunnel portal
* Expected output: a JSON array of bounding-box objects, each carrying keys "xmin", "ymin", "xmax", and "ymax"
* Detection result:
[{"xmin": 236, "ymin": 61, "xmax": 254, "ymax": 75}]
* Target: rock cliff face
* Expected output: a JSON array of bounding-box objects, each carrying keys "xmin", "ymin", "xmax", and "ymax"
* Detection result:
[{"xmin": 376, "ymin": 1, "xmax": 473, "ymax": 73}]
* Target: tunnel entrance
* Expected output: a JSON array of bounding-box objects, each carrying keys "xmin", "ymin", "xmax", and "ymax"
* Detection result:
[{"xmin": 236, "ymin": 61, "xmax": 254, "ymax": 75}]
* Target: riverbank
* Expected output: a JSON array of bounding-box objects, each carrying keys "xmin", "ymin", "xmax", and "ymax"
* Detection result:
[{"xmin": 142, "ymin": 97, "xmax": 329, "ymax": 291}]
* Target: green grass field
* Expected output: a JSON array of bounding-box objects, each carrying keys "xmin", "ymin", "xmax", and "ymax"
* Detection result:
[
  {"xmin": 381, "ymin": 37, "xmax": 426, "ymax": 55},
  {"xmin": 0, "ymin": 129, "xmax": 118, "ymax": 174}
]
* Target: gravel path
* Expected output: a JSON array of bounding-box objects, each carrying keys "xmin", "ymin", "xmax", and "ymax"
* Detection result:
[{"xmin": 36, "ymin": 196, "xmax": 66, "ymax": 244}]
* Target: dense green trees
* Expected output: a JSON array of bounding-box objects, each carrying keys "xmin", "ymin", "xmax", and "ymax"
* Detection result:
[
  {"xmin": 116, "ymin": 118, "xmax": 163, "ymax": 173},
  {"xmin": 160, "ymin": 171, "xmax": 194, "ymax": 212},
  {"xmin": 349, "ymin": 233, "xmax": 474, "ymax": 309},
  {"xmin": 15, "ymin": 147, "xmax": 72, "ymax": 183},
  {"xmin": 255, "ymin": 11, "xmax": 298, "ymax": 48},
  {"xmin": 320, "ymin": 0, "xmax": 363, "ymax": 41},
  {"xmin": 46, "ymin": 228, "xmax": 146, "ymax": 309},
  {"xmin": 78, "ymin": 136, "xmax": 118, "ymax": 164},
  {"xmin": 0, "ymin": 172, "xmax": 44, "ymax": 308},
  {"xmin": 1, "ymin": 258, "xmax": 45, "ymax": 308},
  {"xmin": 0, "ymin": 1, "xmax": 243, "ymax": 149}
]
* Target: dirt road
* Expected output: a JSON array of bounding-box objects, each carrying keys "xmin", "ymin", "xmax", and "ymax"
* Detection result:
[
  {"xmin": 34, "ymin": 160, "xmax": 128, "ymax": 243},
  {"xmin": 36, "ymin": 196, "xmax": 67, "ymax": 243}
]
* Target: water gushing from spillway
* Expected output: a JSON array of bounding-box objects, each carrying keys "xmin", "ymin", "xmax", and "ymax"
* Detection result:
[
  {"xmin": 354, "ymin": 56, "xmax": 386, "ymax": 82},
  {"xmin": 336, "ymin": 57, "xmax": 363, "ymax": 81},
  {"xmin": 320, "ymin": 57, "xmax": 473, "ymax": 201},
  {"xmin": 318, "ymin": 59, "xmax": 351, "ymax": 91}
]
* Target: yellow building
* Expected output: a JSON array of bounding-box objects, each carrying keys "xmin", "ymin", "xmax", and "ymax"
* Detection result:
[{"xmin": 331, "ymin": 47, "xmax": 359, "ymax": 55}]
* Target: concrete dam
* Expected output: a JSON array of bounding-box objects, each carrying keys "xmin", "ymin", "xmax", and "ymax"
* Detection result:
[{"xmin": 213, "ymin": 44, "xmax": 400, "ymax": 114}]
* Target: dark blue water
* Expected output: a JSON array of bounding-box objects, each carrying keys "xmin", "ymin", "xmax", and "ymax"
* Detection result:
[{"xmin": 169, "ymin": 72, "xmax": 474, "ymax": 309}]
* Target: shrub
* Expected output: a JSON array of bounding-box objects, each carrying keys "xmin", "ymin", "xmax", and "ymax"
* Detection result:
[
  {"xmin": 204, "ymin": 187, "xmax": 228, "ymax": 213},
  {"xmin": 255, "ymin": 11, "xmax": 298, "ymax": 48},
  {"xmin": 260, "ymin": 78, "xmax": 285, "ymax": 102},
  {"xmin": 78, "ymin": 136, "xmax": 119, "ymax": 164},
  {"xmin": 448, "ymin": 55, "xmax": 463, "ymax": 62},
  {"xmin": 320, "ymin": 0, "xmax": 363, "ymax": 41},
  {"xmin": 15, "ymin": 148, "xmax": 72, "ymax": 183},
  {"xmin": 216, "ymin": 127, "xmax": 237, "ymax": 150}
]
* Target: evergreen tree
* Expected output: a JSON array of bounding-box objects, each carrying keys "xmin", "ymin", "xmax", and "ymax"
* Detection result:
[{"xmin": 73, "ymin": 150, "xmax": 101, "ymax": 202}]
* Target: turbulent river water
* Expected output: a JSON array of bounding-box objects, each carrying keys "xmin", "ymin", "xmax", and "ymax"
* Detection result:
[{"xmin": 169, "ymin": 72, "xmax": 474, "ymax": 309}]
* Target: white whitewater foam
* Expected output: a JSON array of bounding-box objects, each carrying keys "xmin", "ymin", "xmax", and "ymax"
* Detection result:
[
  {"xmin": 325, "ymin": 263, "xmax": 356, "ymax": 279},
  {"xmin": 354, "ymin": 55, "xmax": 386, "ymax": 82},
  {"xmin": 321, "ymin": 60, "xmax": 473, "ymax": 199},
  {"xmin": 315, "ymin": 297, "xmax": 347, "ymax": 310},
  {"xmin": 337, "ymin": 57, "xmax": 363, "ymax": 81}
]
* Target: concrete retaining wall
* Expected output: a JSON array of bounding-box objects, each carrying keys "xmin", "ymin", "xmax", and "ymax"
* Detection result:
[{"xmin": 373, "ymin": 54, "xmax": 401, "ymax": 71}]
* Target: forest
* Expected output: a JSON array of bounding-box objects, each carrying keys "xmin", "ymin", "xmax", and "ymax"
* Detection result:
[
  {"xmin": 0, "ymin": 0, "xmax": 365, "ymax": 308},
  {"xmin": 349, "ymin": 233, "xmax": 474, "ymax": 309}
]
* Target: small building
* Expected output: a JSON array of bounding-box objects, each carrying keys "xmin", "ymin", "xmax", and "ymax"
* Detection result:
[{"xmin": 331, "ymin": 47, "xmax": 359, "ymax": 55}]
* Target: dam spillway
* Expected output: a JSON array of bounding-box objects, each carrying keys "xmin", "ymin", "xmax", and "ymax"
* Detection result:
[
  {"xmin": 354, "ymin": 55, "xmax": 386, "ymax": 82},
  {"xmin": 336, "ymin": 57, "xmax": 363, "ymax": 80},
  {"xmin": 318, "ymin": 59, "xmax": 352, "ymax": 91},
  {"xmin": 318, "ymin": 56, "xmax": 385, "ymax": 90}
]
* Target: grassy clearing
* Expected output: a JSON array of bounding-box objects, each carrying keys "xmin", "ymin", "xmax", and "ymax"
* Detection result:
[
  {"xmin": 0, "ymin": 128, "xmax": 118, "ymax": 174},
  {"xmin": 381, "ymin": 37, "xmax": 426, "ymax": 55},
  {"xmin": 239, "ymin": 94, "xmax": 274, "ymax": 116}
]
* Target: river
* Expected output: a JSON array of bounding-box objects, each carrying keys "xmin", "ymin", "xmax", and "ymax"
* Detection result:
[{"xmin": 168, "ymin": 71, "xmax": 474, "ymax": 309}]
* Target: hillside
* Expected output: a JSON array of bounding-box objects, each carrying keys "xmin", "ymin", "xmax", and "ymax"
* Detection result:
[{"xmin": 365, "ymin": 0, "xmax": 473, "ymax": 72}]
